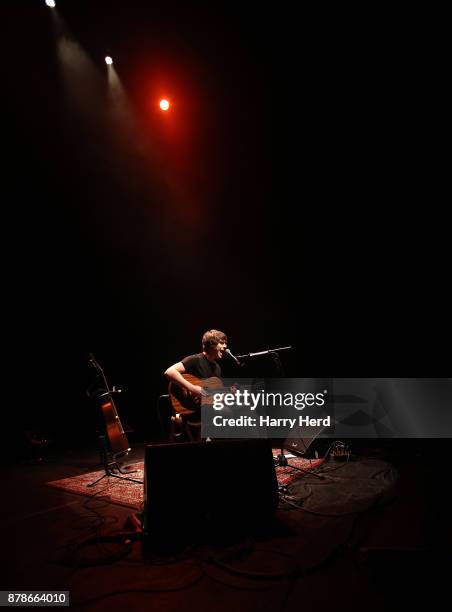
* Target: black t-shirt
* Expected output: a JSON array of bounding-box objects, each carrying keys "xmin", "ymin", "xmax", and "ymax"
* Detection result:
[{"xmin": 181, "ymin": 353, "xmax": 222, "ymax": 380}]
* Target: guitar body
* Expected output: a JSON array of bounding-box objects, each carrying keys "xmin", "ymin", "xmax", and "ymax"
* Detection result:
[
  {"xmin": 100, "ymin": 395, "xmax": 131, "ymax": 457},
  {"xmin": 168, "ymin": 374, "xmax": 224, "ymax": 415}
]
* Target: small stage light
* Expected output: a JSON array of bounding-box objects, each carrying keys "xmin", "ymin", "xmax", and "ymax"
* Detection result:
[
  {"xmin": 159, "ymin": 99, "xmax": 170, "ymax": 111},
  {"xmin": 45, "ymin": 0, "xmax": 56, "ymax": 7},
  {"xmin": 105, "ymin": 56, "xmax": 113, "ymax": 65}
]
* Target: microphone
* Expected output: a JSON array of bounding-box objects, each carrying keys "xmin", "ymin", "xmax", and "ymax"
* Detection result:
[{"xmin": 225, "ymin": 349, "xmax": 241, "ymax": 366}]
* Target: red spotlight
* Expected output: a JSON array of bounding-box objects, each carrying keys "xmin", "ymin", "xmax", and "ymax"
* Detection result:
[{"xmin": 159, "ymin": 99, "xmax": 170, "ymax": 111}]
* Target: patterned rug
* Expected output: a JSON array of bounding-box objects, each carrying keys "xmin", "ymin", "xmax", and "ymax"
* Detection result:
[
  {"xmin": 275, "ymin": 453, "xmax": 325, "ymax": 486},
  {"xmin": 47, "ymin": 464, "xmax": 146, "ymax": 510},
  {"xmin": 46, "ymin": 452, "xmax": 324, "ymax": 510}
]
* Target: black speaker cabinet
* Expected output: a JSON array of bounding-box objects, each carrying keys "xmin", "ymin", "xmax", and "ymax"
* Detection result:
[
  {"xmin": 281, "ymin": 426, "xmax": 328, "ymax": 458},
  {"xmin": 142, "ymin": 439, "xmax": 278, "ymax": 554}
]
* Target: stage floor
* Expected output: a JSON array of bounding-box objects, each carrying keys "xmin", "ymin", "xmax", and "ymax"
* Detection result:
[{"xmin": 1, "ymin": 440, "xmax": 450, "ymax": 611}]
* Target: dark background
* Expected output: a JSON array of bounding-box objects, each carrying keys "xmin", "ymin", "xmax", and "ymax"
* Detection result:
[{"xmin": 3, "ymin": 2, "xmax": 449, "ymax": 451}]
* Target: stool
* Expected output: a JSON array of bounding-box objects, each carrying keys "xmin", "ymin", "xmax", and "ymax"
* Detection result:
[
  {"xmin": 157, "ymin": 394, "xmax": 201, "ymax": 442},
  {"xmin": 171, "ymin": 412, "xmax": 201, "ymax": 442}
]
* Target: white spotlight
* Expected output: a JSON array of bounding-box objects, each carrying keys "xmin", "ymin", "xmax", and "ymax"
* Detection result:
[
  {"xmin": 45, "ymin": 0, "xmax": 56, "ymax": 7},
  {"xmin": 105, "ymin": 56, "xmax": 113, "ymax": 65}
]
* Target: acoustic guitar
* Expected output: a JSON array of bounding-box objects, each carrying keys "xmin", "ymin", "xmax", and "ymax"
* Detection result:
[
  {"xmin": 168, "ymin": 373, "xmax": 226, "ymax": 415},
  {"xmin": 88, "ymin": 353, "xmax": 131, "ymax": 459}
]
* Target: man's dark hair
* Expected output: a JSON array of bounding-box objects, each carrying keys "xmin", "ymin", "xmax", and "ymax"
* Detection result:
[{"xmin": 202, "ymin": 329, "xmax": 227, "ymax": 351}]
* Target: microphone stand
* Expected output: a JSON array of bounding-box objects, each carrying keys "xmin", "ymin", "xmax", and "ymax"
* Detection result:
[
  {"xmin": 237, "ymin": 347, "xmax": 290, "ymax": 467},
  {"xmin": 237, "ymin": 346, "xmax": 323, "ymax": 478},
  {"xmin": 236, "ymin": 346, "xmax": 292, "ymax": 361}
]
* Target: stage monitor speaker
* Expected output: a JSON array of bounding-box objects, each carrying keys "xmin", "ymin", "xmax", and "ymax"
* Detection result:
[
  {"xmin": 142, "ymin": 439, "xmax": 278, "ymax": 554},
  {"xmin": 282, "ymin": 425, "xmax": 328, "ymax": 458}
]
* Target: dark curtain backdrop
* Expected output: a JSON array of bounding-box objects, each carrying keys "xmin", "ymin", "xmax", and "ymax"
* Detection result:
[{"xmin": 3, "ymin": 3, "xmax": 449, "ymax": 449}]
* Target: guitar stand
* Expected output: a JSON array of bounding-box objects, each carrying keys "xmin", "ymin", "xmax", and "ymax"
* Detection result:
[{"xmin": 87, "ymin": 435, "xmax": 143, "ymax": 487}]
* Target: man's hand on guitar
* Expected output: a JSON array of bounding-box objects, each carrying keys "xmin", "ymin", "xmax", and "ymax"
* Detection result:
[{"xmin": 188, "ymin": 384, "xmax": 206, "ymax": 398}]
